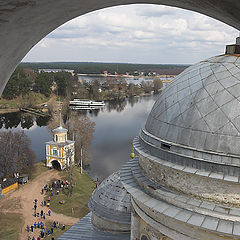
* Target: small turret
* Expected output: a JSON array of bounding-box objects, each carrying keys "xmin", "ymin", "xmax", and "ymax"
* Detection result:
[
  {"xmin": 52, "ymin": 107, "xmax": 68, "ymax": 143},
  {"xmin": 225, "ymin": 36, "xmax": 240, "ymax": 54}
]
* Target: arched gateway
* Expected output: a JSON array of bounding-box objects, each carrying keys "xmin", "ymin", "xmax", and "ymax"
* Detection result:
[
  {"xmin": 45, "ymin": 109, "xmax": 75, "ymax": 170},
  {"xmin": 0, "ymin": 0, "xmax": 240, "ymax": 94}
]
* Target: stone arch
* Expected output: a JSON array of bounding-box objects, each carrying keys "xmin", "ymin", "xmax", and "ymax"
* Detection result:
[
  {"xmin": 49, "ymin": 159, "xmax": 62, "ymax": 170},
  {"xmin": 0, "ymin": 0, "xmax": 240, "ymax": 95}
]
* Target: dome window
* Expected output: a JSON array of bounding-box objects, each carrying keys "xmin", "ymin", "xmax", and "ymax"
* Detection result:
[{"xmin": 161, "ymin": 143, "xmax": 171, "ymax": 151}]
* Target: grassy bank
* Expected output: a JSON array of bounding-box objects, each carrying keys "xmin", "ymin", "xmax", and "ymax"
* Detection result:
[
  {"xmin": 0, "ymin": 92, "xmax": 49, "ymax": 110},
  {"xmin": 45, "ymin": 166, "xmax": 95, "ymax": 219},
  {"xmin": 45, "ymin": 222, "xmax": 71, "ymax": 240},
  {"xmin": 31, "ymin": 161, "xmax": 48, "ymax": 180},
  {"xmin": 0, "ymin": 213, "xmax": 24, "ymax": 240}
]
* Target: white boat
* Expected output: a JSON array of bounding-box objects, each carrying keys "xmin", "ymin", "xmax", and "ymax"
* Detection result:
[
  {"xmin": 69, "ymin": 99, "xmax": 105, "ymax": 107},
  {"xmin": 69, "ymin": 105, "xmax": 103, "ymax": 110}
]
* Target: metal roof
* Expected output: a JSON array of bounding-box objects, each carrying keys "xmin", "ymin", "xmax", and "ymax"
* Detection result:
[
  {"xmin": 0, "ymin": 178, "xmax": 17, "ymax": 189},
  {"xmin": 57, "ymin": 212, "xmax": 130, "ymax": 240},
  {"xmin": 144, "ymin": 54, "xmax": 240, "ymax": 156},
  {"xmin": 45, "ymin": 140, "xmax": 74, "ymax": 146},
  {"xmin": 88, "ymin": 171, "xmax": 131, "ymax": 224}
]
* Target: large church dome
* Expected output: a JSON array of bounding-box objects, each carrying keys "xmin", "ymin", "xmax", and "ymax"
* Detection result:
[{"xmin": 144, "ymin": 54, "xmax": 240, "ymax": 158}]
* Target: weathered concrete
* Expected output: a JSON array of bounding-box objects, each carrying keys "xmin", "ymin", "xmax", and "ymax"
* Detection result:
[
  {"xmin": 91, "ymin": 213, "xmax": 130, "ymax": 233},
  {"xmin": 130, "ymin": 210, "xmax": 141, "ymax": 240},
  {"xmin": 138, "ymin": 152, "xmax": 240, "ymax": 205},
  {"xmin": 1, "ymin": 0, "xmax": 240, "ymax": 95}
]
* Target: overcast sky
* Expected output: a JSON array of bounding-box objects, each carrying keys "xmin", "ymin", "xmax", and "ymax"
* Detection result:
[{"xmin": 23, "ymin": 4, "xmax": 238, "ymax": 65}]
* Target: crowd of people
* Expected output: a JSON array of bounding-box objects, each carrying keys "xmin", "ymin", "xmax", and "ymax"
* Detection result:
[
  {"xmin": 26, "ymin": 179, "xmax": 69, "ymax": 240},
  {"xmin": 41, "ymin": 180, "xmax": 70, "ymax": 196}
]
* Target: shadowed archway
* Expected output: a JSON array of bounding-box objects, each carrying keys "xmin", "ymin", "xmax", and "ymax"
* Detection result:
[
  {"xmin": 0, "ymin": 0, "xmax": 240, "ymax": 95},
  {"xmin": 50, "ymin": 160, "xmax": 62, "ymax": 170}
]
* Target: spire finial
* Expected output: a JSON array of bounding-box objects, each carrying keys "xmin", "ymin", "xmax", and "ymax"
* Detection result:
[{"xmin": 59, "ymin": 104, "xmax": 62, "ymax": 128}]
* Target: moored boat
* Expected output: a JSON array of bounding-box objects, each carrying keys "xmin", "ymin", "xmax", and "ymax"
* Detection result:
[{"xmin": 69, "ymin": 99, "xmax": 105, "ymax": 107}]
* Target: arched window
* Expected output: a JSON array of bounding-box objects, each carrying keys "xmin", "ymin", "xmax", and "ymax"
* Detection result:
[{"xmin": 55, "ymin": 135, "xmax": 58, "ymax": 142}]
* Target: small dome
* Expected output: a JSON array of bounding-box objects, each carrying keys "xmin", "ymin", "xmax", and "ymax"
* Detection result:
[
  {"xmin": 88, "ymin": 171, "xmax": 131, "ymax": 230},
  {"xmin": 144, "ymin": 54, "xmax": 240, "ymax": 156}
]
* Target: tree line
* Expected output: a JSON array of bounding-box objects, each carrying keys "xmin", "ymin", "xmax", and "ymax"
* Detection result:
[
  {"xmin": 72, "ymin": 77, "xmax": 163, "ymax": 101},
  {"xmin": 20, "ymin": 62, "xmax": 189, "ymax": 75},
  {"xmin": 2, "ymin": 67, "xmax": 73, "ymax": 100}
]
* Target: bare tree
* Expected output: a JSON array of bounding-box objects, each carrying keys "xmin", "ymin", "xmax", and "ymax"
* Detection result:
[
  {"xmin": 66, "ymin": 112, "xmax": 95, "ymax": 167},
  {"xmin": 64, "ymin": 148, "xmax": 74, "ymax": 197},
  {"xmin": 153, "ymin": 78, "xmax": 163, "ymax": 93},
  {"xmin": 0, "ymin": 130, "xmax": 36, "ymax": 178}
]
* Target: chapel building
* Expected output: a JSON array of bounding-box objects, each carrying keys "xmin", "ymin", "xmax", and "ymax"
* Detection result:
[{"xmin": 45, "ymin": 109, "xmax": 74, "ymax": 170}]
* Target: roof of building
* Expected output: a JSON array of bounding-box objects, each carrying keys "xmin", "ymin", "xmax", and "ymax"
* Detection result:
[
  {"xmin": 0, "ymin": 178, "xmax": 18, "ymax": 189},
  {"xmin": 57, "ymin": 212, "xmax": 130, "ymax": 240},
  {"xmin": 52, "ymin": 126, "xmax": 68, "ymax": 133},
  {"xmin": 88, "ymin": 171, "xmax": 131, "ymax": 224},
  {"xmin": 144, "ymin": 54, "xmax": 240, "ymax": 156},
  {"xmin": 45, "ymin": 140, "xmax": 74, "ymax": 146}
]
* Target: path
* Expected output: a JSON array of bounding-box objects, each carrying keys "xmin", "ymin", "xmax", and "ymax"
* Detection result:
[{"xmin": 0, "ymin": 169, "xmax": 79, "ymax": 240}]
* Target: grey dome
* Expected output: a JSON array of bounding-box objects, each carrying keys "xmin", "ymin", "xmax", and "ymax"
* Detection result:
[
  {"xmin": 88, "ymin": 171, "xmax": 131, "ymax": 225},
  {"xmin": 144, "ymin": 54, "xmax": 240, "ymax": 156}
]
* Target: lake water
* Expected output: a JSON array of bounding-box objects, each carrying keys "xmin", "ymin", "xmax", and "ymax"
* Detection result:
[{"xmin": 0, "ymin": 94, "xmax": 159, "ymax": 181}]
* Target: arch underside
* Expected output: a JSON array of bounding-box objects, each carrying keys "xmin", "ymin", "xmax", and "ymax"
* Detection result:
[
  {"xmin": 0, "ymin": 0, "xmax": 240, "ymax": 95},
  {"xmin": 49, "ymin": 159, "xmax": 62, "ymax": 170}
]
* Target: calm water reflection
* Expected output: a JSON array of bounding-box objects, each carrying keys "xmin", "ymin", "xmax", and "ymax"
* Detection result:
[
  {"xmin": 0, "ymin": 94, "xmax": 159, "ymax": 180},
  {"xmin": 86, "ymin": 95, "xmax": 158, "ymax": 180}
]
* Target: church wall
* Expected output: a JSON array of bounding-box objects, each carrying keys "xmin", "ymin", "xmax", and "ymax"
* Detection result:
[{"xmin": 138, "ymin": 153, "xmax": 240, "ymax": 205}]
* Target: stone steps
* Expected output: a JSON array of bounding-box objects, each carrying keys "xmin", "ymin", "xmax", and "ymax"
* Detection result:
[
  {"xmin": 130, "ymin": 154, "xmax": 240, "ymax": 222},
  {"xmin": 120, "ymin": 158, "xmax": 240, "ymax": 236}
]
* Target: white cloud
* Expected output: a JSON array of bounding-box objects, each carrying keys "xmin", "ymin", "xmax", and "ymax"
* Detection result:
[{"xmin": 23, "ymin": 4, "xmax": 239, "ymax": 64}]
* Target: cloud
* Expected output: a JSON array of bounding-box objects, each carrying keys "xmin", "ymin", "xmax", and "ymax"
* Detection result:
[{"xmin": 23, "ymin": 4, "xmax": 239, "ymax": 64}]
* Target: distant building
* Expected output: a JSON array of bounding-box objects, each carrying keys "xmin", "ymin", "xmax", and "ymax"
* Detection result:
[
  {"xmin": 38, "ymin": 69, "xmax": 74, "ymax": 76},
  {"xmin": 45, "ymin": 108, "xmax": 74, "ymax": 170}
]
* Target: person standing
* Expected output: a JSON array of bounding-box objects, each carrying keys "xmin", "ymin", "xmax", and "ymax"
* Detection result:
[{"xmin": 48, "ymin": 209, "xmax": 51, "ymax": 216}]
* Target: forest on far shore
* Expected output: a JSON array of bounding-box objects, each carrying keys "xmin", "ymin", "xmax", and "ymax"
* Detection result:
[{"xmin": 20, "ymin": 62, "xmax": 189, "ymax": 75}]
